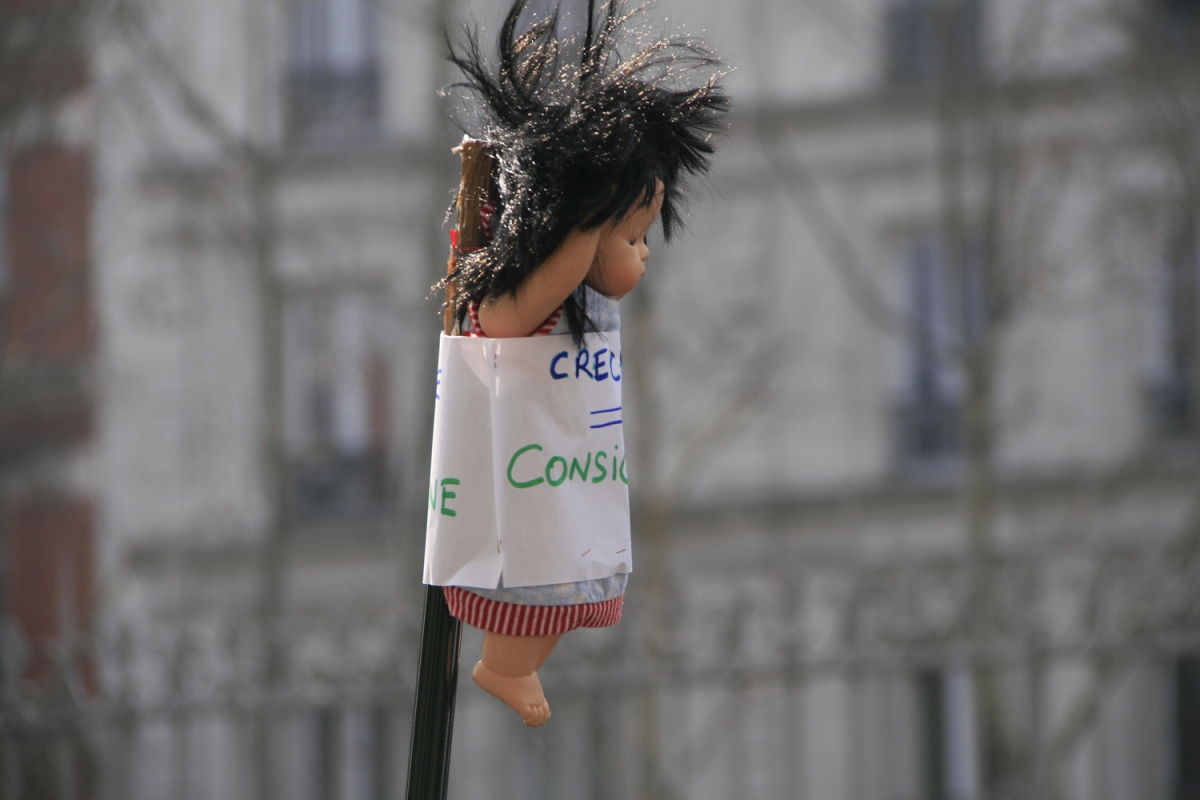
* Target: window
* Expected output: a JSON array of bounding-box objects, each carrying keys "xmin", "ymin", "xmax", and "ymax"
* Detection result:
[
  {"xmin": 895, "ymin": 237, "xmax": 985, "ymax": 466},
  {"xmin": 312, "ymin": 707, "xmax": 337, "ymax": 800},
  {"xmin": 8, "ymin": 500, "xmax": 94, "ymax": 687},
  {"xmin": 1161, "ymin": 0, "xmax": 1200, "ymax": 19},
  {"xmin": 1143, "ymin": 0, "xmax": 1200, "ymax": 51},
  {"xmin": 1178, "ymin": 656, "xmax": 1200, "ymax": 800},
  {"xmin": 885, "ymin": 0, "xmax": 984, "ymax": 84},
  {"xmin": 282, "ymin": 289, "xmax": 397, "ymax": 523},
  {"xmin": 287, "ymin": 0, "xmax": 380, "ymax": 145},
  {"xmin": 916, "ymin": 667, "xmax": 979, "ymax": 800},
  {"xmin": 1148, "ymin": 219, "xmax": 1199, "ymax": 442},
  {"xmin": 4, "ymin": 145, "xmax": 93, "ymax": 364}
]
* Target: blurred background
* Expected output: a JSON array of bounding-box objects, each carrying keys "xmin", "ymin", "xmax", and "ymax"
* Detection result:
[{"xmin": 2, "ymin": 0, "xmax": 1200, "ymax": 797}]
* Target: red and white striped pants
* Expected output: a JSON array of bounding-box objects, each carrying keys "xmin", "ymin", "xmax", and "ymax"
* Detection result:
[{"xmin": 443, "ymin": 586, "xmax": 623, "ymax": 636}]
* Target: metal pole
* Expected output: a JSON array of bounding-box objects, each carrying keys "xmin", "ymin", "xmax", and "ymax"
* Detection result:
[
  {"xmin": 404, "ymin": 586, "xmax": 463, "ymax": 800},
  {"xmin": 404, "ymin": 140, "xmax": 493, "ymax": 800}
]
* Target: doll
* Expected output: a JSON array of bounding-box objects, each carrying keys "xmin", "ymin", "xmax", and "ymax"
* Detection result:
[{"xmin": 427, "ymin": 0, "xmax": 727, "ymax": 727}]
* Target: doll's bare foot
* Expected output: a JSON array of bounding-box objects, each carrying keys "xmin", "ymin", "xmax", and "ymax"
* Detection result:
[{"xmin": 472, "ymin": 661, "xmax": 552, "ymax": 727}]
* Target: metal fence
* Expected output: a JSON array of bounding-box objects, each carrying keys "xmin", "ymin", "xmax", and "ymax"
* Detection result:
[{"xmin": 3, "ymin": 547, "xmax": 1199, "ymax": 800}]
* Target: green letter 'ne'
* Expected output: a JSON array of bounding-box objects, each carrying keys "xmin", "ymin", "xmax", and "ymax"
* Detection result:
[{"xmin": 440, "ymin": 478, "xmax": 460, "ymax": 516}]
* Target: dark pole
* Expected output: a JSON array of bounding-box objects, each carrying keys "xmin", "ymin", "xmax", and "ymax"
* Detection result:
[
  {"xmin": 405, "ymin": 140, "xmax": 494, "ymax": 800},
  {"xmin": 404, "ymin": 586, "xmax": 463, "ymax": 800}
]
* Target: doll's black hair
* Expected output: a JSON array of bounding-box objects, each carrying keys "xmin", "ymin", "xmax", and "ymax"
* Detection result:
[{"xmin": 439, "ymin": 0, "xmax": 729, "ymax": 345}]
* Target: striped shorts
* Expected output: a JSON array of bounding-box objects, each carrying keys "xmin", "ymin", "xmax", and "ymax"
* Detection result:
[{"xmin": 443, "ymin": 586, "xmax": 623, "ymax": 636}]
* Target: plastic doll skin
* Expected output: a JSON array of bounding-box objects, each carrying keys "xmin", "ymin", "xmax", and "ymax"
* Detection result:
[
  {"xmin": 477, "ymin": 182, "xmax": 662, "ymax": 338},
  {"xmin": 471, "ymin": 184, "xmax": 662, "ymax": 726}
]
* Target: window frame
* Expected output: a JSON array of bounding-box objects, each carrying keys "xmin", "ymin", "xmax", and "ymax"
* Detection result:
[
  {"xmin": 285, "ymin": 0, "xmax": 383, "ymax": 146},
  {"xmin": 884, "ymin": 0, "xmax": 985, "ymax": 86}
]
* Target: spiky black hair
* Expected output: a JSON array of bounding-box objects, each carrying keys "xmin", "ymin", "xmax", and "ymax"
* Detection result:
[{"xmin": 439, "ymin": 0, "xmax": 729, "ymax": 344}]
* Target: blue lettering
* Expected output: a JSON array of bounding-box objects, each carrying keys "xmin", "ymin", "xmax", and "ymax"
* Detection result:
[
  {"xmin": 575, "ymin": 348, "xmax": 593, "ymax": 379},
  {"xmin": 611, "ymin": 351, "xmax": 622, "ymax": 382},
  {"xmin": 550, "ymin": 351, "xmax": 569, "ymax": 380},
  {"xmin": 593, "ymin": 348, "xmax": 609, "ymax": 381}
]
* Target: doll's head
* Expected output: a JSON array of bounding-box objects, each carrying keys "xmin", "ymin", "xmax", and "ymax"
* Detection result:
[
  {"xmin": 441, "ymin": 0, "xmax": 728, "ymax": 344},
  {"xmin": 585, "ymin": 179, "xmax": 664, "ymax": 300}
]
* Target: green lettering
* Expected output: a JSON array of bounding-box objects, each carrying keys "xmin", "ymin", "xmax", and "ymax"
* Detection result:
[
  {"xmin": 592, "ymin": 451, "xmax": 608, "ymax": 483},
  {"xmin": 546, "ymin": 456, "xmax": 568, "ymax": 487},
  {"xmin": 612, "ymin": 454, "xmax": 618, "ymax": 480},
  {"xmin": 619, "ymin": 458, "xmax": 628, "ymax": 484},
  {"xmin": 507, "ymin": 444, "xmax": 545, "ymax": 489},
  {"xmin": 569, "ymin": 453, "xmax": 592, "ymax": 481},
  {"xmin": 429, "ymin": 480, "xmax": 437, "ymax": 510},
  {"xmin": 440, "ymin": 478, "xmax": 460, "ymax": 517}
]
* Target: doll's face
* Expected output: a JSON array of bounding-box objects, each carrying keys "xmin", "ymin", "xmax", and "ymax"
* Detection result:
[{"xmin": 586, "ymin": 182, "xmax": 664, "ymax": 300}]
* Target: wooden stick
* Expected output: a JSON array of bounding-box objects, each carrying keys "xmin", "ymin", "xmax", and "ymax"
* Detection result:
[{"xmin": 444, "ymin": 139, "xmax": 496, "ymax": 334}]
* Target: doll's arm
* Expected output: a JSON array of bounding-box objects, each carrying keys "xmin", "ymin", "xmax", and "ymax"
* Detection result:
[{"xmin": 477, "ymin": 226, "xmax": 604, "ymax": 338}]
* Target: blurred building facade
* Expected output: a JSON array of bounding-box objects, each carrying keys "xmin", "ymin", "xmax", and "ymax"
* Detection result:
[{"xmin": 4, "ymin": 0, "xmax": 1200, "ymax": 798}]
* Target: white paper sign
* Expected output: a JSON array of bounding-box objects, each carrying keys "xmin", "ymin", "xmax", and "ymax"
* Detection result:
[{"xmin": 423, "ymin": 332, "xmax": 632, "ymax": 589}]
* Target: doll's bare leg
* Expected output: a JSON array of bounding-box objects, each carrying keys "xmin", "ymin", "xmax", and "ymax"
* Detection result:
[
  {"xmin": 534, "ymin": 633, "xmax": 562, "ymax": 671},
  {"xmin": 473, "ymin": 632, "xmax": 553, "ymax": 726}
]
